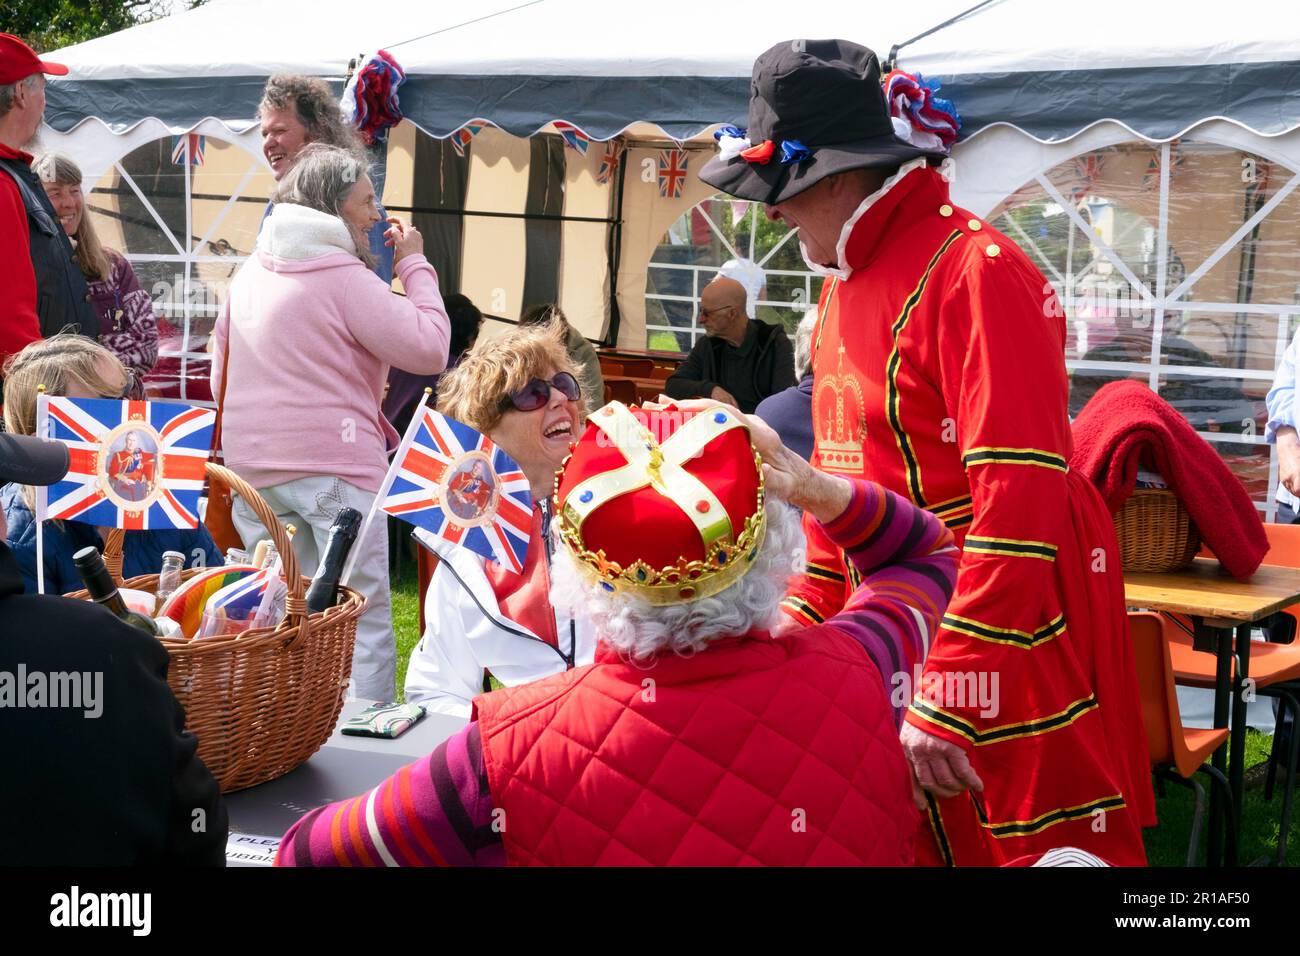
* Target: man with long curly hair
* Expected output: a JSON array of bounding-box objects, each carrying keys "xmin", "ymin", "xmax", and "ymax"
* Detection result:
[{"xmin": 258, "ymin": 74, "xmax": 394, "ymax": 281}]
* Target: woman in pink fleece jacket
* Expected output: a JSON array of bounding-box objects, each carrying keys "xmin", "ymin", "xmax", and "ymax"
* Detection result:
[{"xmin": 213, "ymin": 144, "xmax": 450, "ymax": 700}]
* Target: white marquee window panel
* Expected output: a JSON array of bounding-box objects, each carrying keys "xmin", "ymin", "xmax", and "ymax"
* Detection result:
[
  {"xmin": 87, "ymin": 136, "xmax": 274, "ymax": 407},
  {"xmin": 991, "ymin": 139, "xmax": 1300, "ymax": 519},
  {"xmin": 645, "ymin": 199, "xmax": 819, "ymax": 353}
]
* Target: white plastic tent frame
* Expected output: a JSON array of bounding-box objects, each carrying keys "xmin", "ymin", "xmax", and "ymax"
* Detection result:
[
  {"xmin": 41, "ymin": 0, "xmax": 1300, "ymax": 146},
  {"xmin": 645, "ymin": 201, "xmax": 810, "ymax": 350},
  {"xmin": 953, "ymin": 118, "xmax": 1300, "ymax": 518},
  {"xmin": 40, "ymin": 119, "xmax": 269, "ymax": 406}
]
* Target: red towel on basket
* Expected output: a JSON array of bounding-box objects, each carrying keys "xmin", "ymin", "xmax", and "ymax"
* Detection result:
[{"xmin": 1070, "ymin": 380, "xmax": 1267, "ymax": 579}]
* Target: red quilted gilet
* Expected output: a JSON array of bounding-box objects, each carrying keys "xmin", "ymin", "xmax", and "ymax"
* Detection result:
[{"xmin": 473, "ymin": 629, "xmax": 918, "ymax": 866}]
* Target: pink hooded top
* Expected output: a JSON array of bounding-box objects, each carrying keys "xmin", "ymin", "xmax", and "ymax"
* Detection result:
[{"xmin": 212, "ymin": 203, "xmax": 450, "ymax": 493}]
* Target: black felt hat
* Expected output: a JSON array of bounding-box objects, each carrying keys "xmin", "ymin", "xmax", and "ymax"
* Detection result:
[{"xmin": 699, "ymin": 38, "xmax": 948, "ymax": 206}]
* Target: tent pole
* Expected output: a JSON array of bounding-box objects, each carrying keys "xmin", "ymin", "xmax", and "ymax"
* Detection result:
[{"xmin": 606, "ymin": 140, "xmax": 628, "ymax": 348}]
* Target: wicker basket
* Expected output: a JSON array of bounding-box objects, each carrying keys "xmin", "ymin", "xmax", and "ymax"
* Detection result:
[
  {"xmin": 1113, "ymin": 488, "xmax": 1201, "ymax": 573},
  {"xmin": 66, "ymin": 463, "xmax": 366, "ymax": 793}
]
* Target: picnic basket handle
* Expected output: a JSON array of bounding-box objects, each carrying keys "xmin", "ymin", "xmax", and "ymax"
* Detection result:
[
  {"xmin": 204, "ymin": 462, "xmax": 312, "ymax": 648},
  {"xmin": 101, "ymin": 527, "xmax": 126, "ymax": 583}
]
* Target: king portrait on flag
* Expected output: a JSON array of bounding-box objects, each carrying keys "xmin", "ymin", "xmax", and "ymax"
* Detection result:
[
  {"xmin": 105, "ymin": 430, "xmax": 158, "ymax": 503},
  {"xmin": 38, "ymin": 395, "xmax": 214, "ymax": 530},
  {"xmin": 701, "ymin": 39, "xmax": 1155, "ymax": 866}
]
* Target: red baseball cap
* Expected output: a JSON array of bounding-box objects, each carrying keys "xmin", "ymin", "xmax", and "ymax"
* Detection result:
[{"xmin": 0, "ymin": 33, "xmax": 68, "ymax": 86}]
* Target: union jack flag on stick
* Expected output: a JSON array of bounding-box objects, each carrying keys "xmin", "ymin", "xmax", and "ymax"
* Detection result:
[
  {"xmin": 34, "ymin": 395, "xmax": 214, "ymax": 593},
  {"xmin": 37, "ymin": 396, "xmax": 214, "ymax": 530},
  {"xmin": 345, "ymin": 391, "xmax": 533, "ymax": 583}
]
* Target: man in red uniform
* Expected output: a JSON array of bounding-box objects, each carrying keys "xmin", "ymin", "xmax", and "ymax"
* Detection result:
[{"xmin": 701, "ymin": 39, "xmax": 1155, "ymax": 865}]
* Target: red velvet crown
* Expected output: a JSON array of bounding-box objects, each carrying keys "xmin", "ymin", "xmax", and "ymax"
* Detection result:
[{"xmin": 555, "ymin": 401, "xmax": 766, "ymax": 605}]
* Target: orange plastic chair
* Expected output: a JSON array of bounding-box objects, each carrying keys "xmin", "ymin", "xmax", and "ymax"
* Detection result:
[
  {"xmin": 1167, "ymin": 521, "xmax": 1300, "ymax": 861},
  {"xmin": 1163, "ymin": 617, "xmax": 1300, "ymax": 862},
  {"xmin": 1131, "ymin": 612, "xmax": 1234, "ymax": 866}
]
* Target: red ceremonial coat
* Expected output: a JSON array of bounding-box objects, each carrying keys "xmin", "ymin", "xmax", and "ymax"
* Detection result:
[
  {"xmin": 107, "ymin": 449, "xmax": 155, "ymax": 486},
  {"xmin": 782, "ymin": 163, "xmax": 1155, "ymax": 866},
  {"xmin": 473, "ymin": 631, "xmax": 916, "ymax": 866}
]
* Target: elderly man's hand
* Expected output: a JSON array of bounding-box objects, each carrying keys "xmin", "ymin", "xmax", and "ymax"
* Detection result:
[
  {"xmin": 1278, "ymin": 427, "xmax": 1300, "ymax": 497},
  {"xmin": 900, "ymin": 721, "xmax": 984, "ymax": 807}
]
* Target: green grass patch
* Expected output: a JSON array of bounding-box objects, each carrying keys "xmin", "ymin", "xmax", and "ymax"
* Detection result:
[
  {"xmin": 391, "ymin": 560, "xmax": 422, "ymax": 702},
  {"xmin": 1144, "ymin": 728, "xmax": 1295, "ymax": 866}
]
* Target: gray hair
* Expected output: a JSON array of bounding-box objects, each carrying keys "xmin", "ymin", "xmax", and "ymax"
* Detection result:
[
  {"xmin": 794, "ymin": 309, "xmax": 817, "ymax": 379},
  {"xmin": 549, "ymin": 499, "xmax": 804, "ymax": 663},
  {"xmin": 272, "ymin": 143, "xmax": 375, "ymax": 268},
  {"xmin": 0, "ymin": 75, "xmax": 40, "ymax": 119}
]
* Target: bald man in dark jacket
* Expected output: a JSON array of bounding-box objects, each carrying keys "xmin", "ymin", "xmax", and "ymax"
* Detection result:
[{"xmin": 665, "ymin": 276, "xmax": 796, "ymax": 414}]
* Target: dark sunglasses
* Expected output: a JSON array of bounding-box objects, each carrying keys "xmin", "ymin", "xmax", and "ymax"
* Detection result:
[{"xmin": 499, "ymin": 372, "xmax": 581, "ymax": 413}]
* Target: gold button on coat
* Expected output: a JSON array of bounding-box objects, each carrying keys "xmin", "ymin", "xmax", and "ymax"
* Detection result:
[
  {"xmin": 939, "ymin": 204, "xmax": 953, "ymax": 217},
  {"xmin": 985, "ymin": 243, "xmax": 1001, "ymax": 258},
  {"xmin": 968, "ymin": 219, "xmax": 982, "ymax": 231}
]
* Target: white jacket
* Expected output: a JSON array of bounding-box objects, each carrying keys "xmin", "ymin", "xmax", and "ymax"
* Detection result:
[{"xmin": 404, "ymin": 527, "xmax": 597, "ymax": 718}]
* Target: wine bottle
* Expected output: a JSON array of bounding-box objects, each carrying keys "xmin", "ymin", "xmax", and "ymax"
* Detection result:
[
  {"xmin": 306, "ymin": 507, "xmax": 362, "ymax": 613},
  {"xmin": 155, "ymin": 550, "xmax": 186, "ymax": 605},
  {"xmin": 73, "ymin": 546, "xmax": 161, "ymax": 636}
]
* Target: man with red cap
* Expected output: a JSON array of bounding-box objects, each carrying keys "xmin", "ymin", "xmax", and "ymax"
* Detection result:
[
  {"xmin": 276, "ymin": 401, "xmax": 957, "ymax": 866},
  {"xmin": 0, "ymin": 34, "xmax": 98, "ymax": 366},
  {"xmin": 699, "ymin": 39, "xmax": 1155, "ymax": 866}
]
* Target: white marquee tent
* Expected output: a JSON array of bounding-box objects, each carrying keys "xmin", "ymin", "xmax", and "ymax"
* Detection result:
[{"xmin": 35, "ymin": 0, "xmax": 1300, "ymax": 513}]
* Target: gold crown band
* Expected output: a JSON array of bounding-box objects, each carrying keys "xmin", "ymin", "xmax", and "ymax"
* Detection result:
[{"xmin": 561, "ymin": 500, "xmax": 767, "ymax": 605}]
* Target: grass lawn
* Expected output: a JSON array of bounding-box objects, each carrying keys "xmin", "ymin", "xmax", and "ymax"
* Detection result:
[
  {"xmin": 390, "ymin": 566, "xmax": 1297, "ymax": 866},
  {"xmin": 391, "ymin": 561, "xmax": 422, "ymax": 701}
]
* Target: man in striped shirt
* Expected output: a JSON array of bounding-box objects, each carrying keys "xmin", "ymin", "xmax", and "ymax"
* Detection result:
[{"xmin": 277, "ymin": 406, "xmax": 957, "ymax": 866}]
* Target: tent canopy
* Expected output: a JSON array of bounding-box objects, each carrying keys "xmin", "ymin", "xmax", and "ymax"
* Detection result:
[{"xmin": 44, "ymin": 0, "xmax": 1300, "ymax": 144}]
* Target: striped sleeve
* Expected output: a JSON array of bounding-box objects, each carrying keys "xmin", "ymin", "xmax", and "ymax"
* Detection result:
[
  {"xmin": 821, "ymin": 479, "xmax": 959, "ymax": 725},
  {"xmin": 274, "ymin": 722, "xmax": 505, "ymax": 867}
]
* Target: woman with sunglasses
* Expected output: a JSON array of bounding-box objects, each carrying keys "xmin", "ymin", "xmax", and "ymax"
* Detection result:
[
  {"xmin": 0, "ymin": 335, "xmax": 221, "ymax": 594},
  {"xmin": 403, "ymin": 323, "xmax": 596, "ymax": 717}
]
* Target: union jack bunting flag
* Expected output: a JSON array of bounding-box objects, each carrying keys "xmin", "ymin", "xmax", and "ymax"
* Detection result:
[
  {"xmin": 170, "ymin": 132, "xmax": 205, "ymax": 166},
  {"xmin": 450, "ymin": 123, "xmax": 485, "ymax": 158},
  {"xmin": 552, "ymin": 120, "xmax": 591, "ymax": 154},
  {"xmin": 1141, "ymin": 141, "xmax": 1185, "ymax": 191},
  {"xmin": 379, "ymin": 407, "xmax": 533, "ymax": 573},
  {"xmin": 37, "ymin": 396, "xmax": 214, "ymax": 530},
  {"xmin": 595, "ymin": 140, "xmax": 624, "ymax": 185},
  {"xmin": 1069, "ymin": 152, "xmax": 1104, "ymax": 202},
  {"xmin": 658, "ymin": 149, "xmax": 688, "ymax": 199}
]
